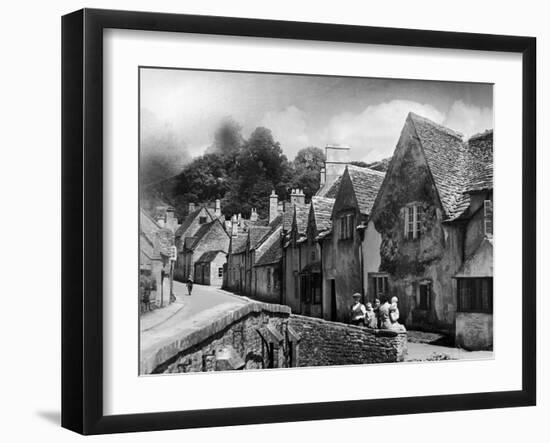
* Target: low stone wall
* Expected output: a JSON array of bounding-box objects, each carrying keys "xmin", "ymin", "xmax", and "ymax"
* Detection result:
[
  {"xmin": 144, "ymin": 302, "xmax": 408, "ymax": 374},
  {"xmin": 144, "ymin": 302, "xmax": 291, "ymax": 374},
  {"xmin": 289, "ymin": 315, "xmax": 408, "ymax": 366}
]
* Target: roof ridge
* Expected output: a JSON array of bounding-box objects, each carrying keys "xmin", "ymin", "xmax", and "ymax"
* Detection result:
[
  {"xmin": 408, "ymin": 112, "xmax": 464, "ymax": 141},
  {"xmin": 346, "ymin": 164, "xmax": 386, "ymax": 177}
]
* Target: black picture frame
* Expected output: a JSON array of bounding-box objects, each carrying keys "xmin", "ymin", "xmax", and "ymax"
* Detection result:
[{"xmin": 61, "ymin": 8, "xmax": 536, "ymax": 435}]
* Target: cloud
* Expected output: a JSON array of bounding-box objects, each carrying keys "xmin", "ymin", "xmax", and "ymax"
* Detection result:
[
  {"xmin": 324, "ymin": 100, "xmax": 445, "ymax": 162},
  {"xmin": 260, "ymin": 106, "xmax": 310, "ymax": 159},
  {"xmin": 443, "ymin": 100, "xmax": 493, "ymax": 138}
]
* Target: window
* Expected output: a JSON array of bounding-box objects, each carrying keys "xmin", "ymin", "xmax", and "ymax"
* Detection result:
[
  {"xmin": 418, "ymin": 281, "xmax": 432, "ymax": 310},
  {"xmin": 339, "ymin": 213, "xmax": 354, "ymax": 240},
  {"xmin": 199, "ymin": 216, "xmax": 207, "ymax": 224},
  {"xmin": 267, "ymin": 268, "xmax": 272, "ymax": 290},
  {"xmin": 404, "ymin": 205, "xmax": 423, "ymax": 240},
  {"xmin": 457, "ymin": 278, "xmax": 493, "ymax": 313},
  {"xmin": 370, "ymin": 274, "xmax": 389, "ymax": 300},
  {"xmin": 310, "ymin": 250, "xmax": 316, "ymax": 261},
  {"xmin": 484, "ymin": 200, "xmax": 493, "ymax": 237},
  {"xmin": 218, "ymin": 267, "xmax": 223, "ymax": 278}
]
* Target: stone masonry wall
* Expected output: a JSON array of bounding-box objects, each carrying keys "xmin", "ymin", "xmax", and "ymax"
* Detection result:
[
  {"xmin": 146, "ymin": 302, "xmax": 291, "ymax": 374},
  {"xmin": 144, "ymin": 302, "xmax": 408, "ymax": 374},
  {"xmin": 289, "ymin": 315, "xmax": 408, "ymax": 366}
]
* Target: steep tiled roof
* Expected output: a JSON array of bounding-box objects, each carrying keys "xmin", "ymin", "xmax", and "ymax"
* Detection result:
[
  {"xmin": 248, "ymin": 226, "xmax": 272, "ymax": 250},
  {"xmin": 294, "ymin": 203, "xmax": 310, "ymax": 235},
  {"xmin": 196, "ymin": 250, "xmax": 225, "ymax": 263},
  {"xmin": 254, "ymin": 228, "xmax": 283, "ymax": 267},
  {"xmin": 409, "ymin": 113, "xmax": 493, "ymax": 220},
  {"xmin": 230, "ymin": 232, "xmax": 248, "ymax": 254},
  {"xmin": 175, "ymin": 208, "xmax": 203, "ymax": 238},
  {"xmin": 139, "ymin": 209, "xmax": 174, "ymax": 258},
  {"xmin": 346, "ymin": 165, "xmax": 385, "ymax": 216},
  {"xmin": 184, "ymin": 219, "xmax": 224, "ymax": 250},
  {"xmin": 316, "ymin": 176, "xmax": 343, "ymax": 198},
  {"xmin": 311, "ymin": 196, "xmax": 335, "ymax": 232},
  {"xmin": 282, "ymin": 202, "xmax": 309, "ymax": 232}
]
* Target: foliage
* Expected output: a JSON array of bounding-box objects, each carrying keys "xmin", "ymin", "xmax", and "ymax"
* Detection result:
[{"xmin": 146, "ymin": 120, "xmax": 327, "ymax": 220}]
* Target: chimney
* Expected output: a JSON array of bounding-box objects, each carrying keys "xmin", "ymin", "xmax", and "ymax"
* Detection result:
[
  {"xmin": 165, "ymin": 207, "xmax": 177, "ymax": 232},
  {"xmin": 320, "ymin": 167, "xmax": 326, "ymax": 186},
  {"xmin": 269, "ymin": 190, "xmax": 279, "ymax": 223},
  {"xmin": 324, "ymin": 145, "xmax": 350, "ymax": 190},
  {"xmin": 188, "ymin": 202, "xmax": 196, "ymax": 213},
  {"xmin": 215, "ymin": 199, "xmax": 221, "ymax": 217},
  {"xmin": 231, "ymin": 214, "xmax": 238, "ymax": 237},
  {"xmin": 250, "ymin": 208, "xmax": 258, "ymax": 222},
  {"xmin": 290, "ymin": 189, "xmax": 305, "ymax": 206}
]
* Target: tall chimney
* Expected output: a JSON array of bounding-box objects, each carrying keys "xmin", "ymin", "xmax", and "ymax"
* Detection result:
[
  {"xmin": 250, "ymin": 208, "xmax": 258, "ymax": 222},
  {"xmin": 231, "ymin": 214, "xmax": 238, "ymax": 237},
  {"xmin": 188, "ymin": 202, "xmax": 196, "ymax": 213},
  {"xmin": 165, "ymin": 207, "xmax": 176, "ymax": 232},
  {"xmin": 269, "ymin": 190, "xmax": 279, "ymax": 223},
  {"xmin": 215, "ymin": 199, "xmax": 221, "ymax": 217},
  {"xmin": 324, "ymin": 145, "xmax": 350, "ymax": 190},
  {"xmin": 320, "ymin": 167, "xmax": 326, "ymax": 186},
  {"xmin": 290, "ymin": 189, "xmax": 305, "ymax": 206}
]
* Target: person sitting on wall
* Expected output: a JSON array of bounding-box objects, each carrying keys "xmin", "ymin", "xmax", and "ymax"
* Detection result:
[
  {"xmin": 186, "ymin": 274, "xmax": 194, "ymax": 296},
  {"xmin": 365, "ymin": 302, "xmax": 377, "ymax": 328},
  {"xmin": 373, "ymin": 298, "xmax": 381, "ymax": 328},
  {"xmin": 350, "ymin": 293, "xmax": 366, "ymax": 326},
  {"xmin": 378, "ymin": 299, "xmax": 392, "ymax": 329},
  {"xmin": 389, "ymin": 296, "xmax": 406, "ymax": 331}
]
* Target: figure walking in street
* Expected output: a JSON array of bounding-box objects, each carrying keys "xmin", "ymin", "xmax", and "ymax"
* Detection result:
[
  {"xmin": 350, "ymin": 293, "xmax": 366, "ymax": 326},
  {"xmin": 186, "ymin": 274, "xmax": 194, "ymax": 296}
]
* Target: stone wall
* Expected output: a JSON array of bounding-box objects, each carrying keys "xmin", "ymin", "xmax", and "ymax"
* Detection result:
[
  {"xmin": 143, "ymin": 302, "xmax": 408, "ymax": 374},
  {"xmin": 289, "ymin": 315, "xmax": 408, "ymax": 366},
  {"xmin": 144, "ymin": 302, "xmax": 292, "ymax": 374}
]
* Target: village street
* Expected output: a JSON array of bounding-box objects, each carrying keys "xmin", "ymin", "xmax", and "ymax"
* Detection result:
[{"xmin": 140, "ymin": 281, "xmax": 249, "ymax": 365}]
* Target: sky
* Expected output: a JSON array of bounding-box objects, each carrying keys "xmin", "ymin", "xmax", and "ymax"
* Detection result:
[{"xmin": 140, "ymin": 67, "xmax": 493, "ymax": 163}]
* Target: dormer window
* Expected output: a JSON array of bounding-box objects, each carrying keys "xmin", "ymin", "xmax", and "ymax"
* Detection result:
[
  {"xmin": 339, "ymin": 214, "xmax": 354, "ymax": 240},
  {"xmin": 484, "ymin": 200, "xmax": 493, "ymax": 237},
  {"xmin": 404, "ymin": 205, "xmax": 422, "ymax": 240}
]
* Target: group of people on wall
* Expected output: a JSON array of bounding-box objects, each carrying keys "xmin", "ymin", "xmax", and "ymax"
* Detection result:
[{"xmin": 349, "ymin": 293, "xmax": 405, "ymax": 331}]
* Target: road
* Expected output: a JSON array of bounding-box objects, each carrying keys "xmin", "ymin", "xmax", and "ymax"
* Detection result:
[{"xmin": 140, "ymin": 281, "xmax": 249, "ymax": 367}]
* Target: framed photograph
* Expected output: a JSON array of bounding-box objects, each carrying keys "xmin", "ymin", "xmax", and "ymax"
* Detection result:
[{"xmin": 62, "ymin": 8, "xmax": 536, "ymax": 435}]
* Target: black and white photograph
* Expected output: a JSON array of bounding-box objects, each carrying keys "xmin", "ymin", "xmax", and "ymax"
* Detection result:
[{"xmin": 138, "ymin": 68, "xmax": 494, "ymax": 375}]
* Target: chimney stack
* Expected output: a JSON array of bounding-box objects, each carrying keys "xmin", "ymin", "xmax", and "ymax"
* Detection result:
[
  {"xmin": 269, "ymin": 190, "xmax": 279, "ymax": 223},
  {"xmin": 188, "ymin": 202, "xmax": 196, "ymax": 213},
  {"xmin": 290, "ymin": 189, "xmax": 305, "ymax": 206},
  {"xmin": 165, "ymin": 207, "xmax": 177, "ymax": 232},
  {"xmin": 250, "ymin": 208, "xmax": 258, "ymax": 222},
  {"xmin": 215, "ymin": 199, "xmax": 221, "ymax": 217},
  {"xmin": 323, "ymin": 145, "xmax": 350, "ymax": 190},
  {"xmin": 231, "ymin": 214, "xmax": 238, "ymax": 237}
]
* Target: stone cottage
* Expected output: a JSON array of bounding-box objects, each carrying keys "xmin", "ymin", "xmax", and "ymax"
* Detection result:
[
  {"xmin": 281, "ymin": 190, "xmax": 310, "ymax": 313},
  {"xmin": 174, "ymin": 202, "xmax": 218, "ymax": 281},
  {"xmin": 139, "ymin": 208, "xmax": 175, "ymax": 309},
  {"xmin": 296, "ymin": 196, "xmax": 335, "ymax": 318},
  {"xmin": 193, "ymin": 250, "xmax": 227, "ymax": 287},
  {"xmin": 320, "ymin": 165, "xmax": 385, "ymax": 323},
  {"xmin": 361, "ymin": 113, "xmax": 493, "ymax": 349},
  {"xmin": 181, "ymin": 218, "xmax": 230, "ymax": 284}
]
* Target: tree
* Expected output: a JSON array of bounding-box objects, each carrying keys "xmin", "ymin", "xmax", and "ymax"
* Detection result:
[
  {"xmin": 290, "ymin": 146, "xmax": 325, "ymax": 201},
  {"xmin": 293, "ymin": 146, "xmax": 325, "ymax": 171}
]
